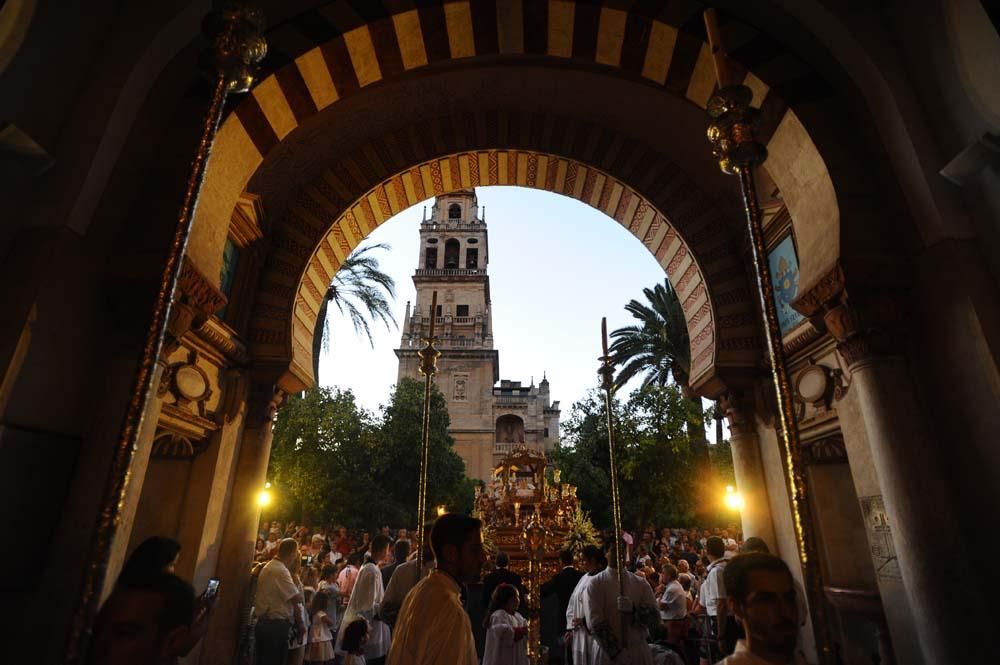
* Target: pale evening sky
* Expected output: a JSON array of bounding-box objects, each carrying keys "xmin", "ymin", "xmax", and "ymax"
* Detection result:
[{"xmin": 317, "ymin": 187, "xmax": 719, "ymax": 442}]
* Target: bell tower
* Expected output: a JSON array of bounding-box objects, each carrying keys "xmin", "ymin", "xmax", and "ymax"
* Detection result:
[{"xmin": 395, "ymin": 189, "xmax": 500, "ymax": 479}]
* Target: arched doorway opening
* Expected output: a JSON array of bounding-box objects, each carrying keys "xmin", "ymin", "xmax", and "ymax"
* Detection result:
[{"xmin": 95, "ymin": 6, "xmax": 933, "ymax": 665}]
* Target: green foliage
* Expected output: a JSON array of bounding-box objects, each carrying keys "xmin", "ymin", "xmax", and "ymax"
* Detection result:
[
  {"xmin": 266, "ymin": 378, "xmax": 473, "ymax": 529},
  {"xmin": 375, "ymin": 378, "xmax": 475, "ymax": 525},
  {"xmin": 554, "ymin": 384, "xmax": 733, "ymax": 530},
  {"xmin": 312, "ymin": 243, "xmax": 397, "ymax": 379},
  {"xmin": 608, "ymin": 279, "xmax": 690, "ymax": 390},
  {"xmin": 608, "ymin": 279, "xmax": 714, "ymax": 519}
]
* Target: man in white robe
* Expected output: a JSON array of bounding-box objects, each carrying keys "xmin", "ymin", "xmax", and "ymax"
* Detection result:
[
  {"xmin": 387, "ymin": 514, "xmax": 486, "ymax": 665},
  {"xmin": 337, "ymin": 535, "xmax": 391, "ymax": 663},
  {"xmin": 584, "ymin": 548, "xmax": 658, "ymax": 665},
  {"xmin": 566, "ymin": 545, "xmax": 608, "ymax": 665}
]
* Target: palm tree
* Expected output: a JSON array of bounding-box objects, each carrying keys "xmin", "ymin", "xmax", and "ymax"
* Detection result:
[
  {"xmin": 311, "ymin": 243, "xmax": 397, "ymax": 381},
  {"xmin": 608, "ymin": 280, "xmax": 690, "ymax": 390},
  {"xmin": 609, "ymin": 279, "xmax": 715, "ymax": 516}
]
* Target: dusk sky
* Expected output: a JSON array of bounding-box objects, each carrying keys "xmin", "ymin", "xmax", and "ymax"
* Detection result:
[{"xmin": 317, "ymin": 186, "xmax": 718, "ymax": 442}]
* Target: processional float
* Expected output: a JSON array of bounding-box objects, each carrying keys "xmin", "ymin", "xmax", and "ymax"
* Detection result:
[{"xmin": 475, "ymin": 445, "xmax": 583, "ymax": 664}]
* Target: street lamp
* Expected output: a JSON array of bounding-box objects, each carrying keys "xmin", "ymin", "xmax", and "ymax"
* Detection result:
[
  {"xmin": 436, "ymin": 505, "xmax": 447, "ymax": 517},
  {"xmin": 724, "ymin": 485, "xmax": 744, "ymax": 511},
  {"xmin": 257, "ymin": 482, "xmax": 273, "ymax": 508}
]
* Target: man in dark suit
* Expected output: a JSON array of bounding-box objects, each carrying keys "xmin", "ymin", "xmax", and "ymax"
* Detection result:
[
  {"xmin": 381, "ymin": 539, "xmax": 410, "ymax": 589},
  {"xmin": 541, "ymin": 549, "xmax": 584, "ymax": 632},
  {"xmin": 481, "ymin": 551, "xmax": 524, "ymax": 608}
]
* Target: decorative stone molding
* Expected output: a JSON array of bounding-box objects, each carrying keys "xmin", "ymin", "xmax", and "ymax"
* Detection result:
[
  {"xmin": 151, "ymin": 430, "xmax": 199, "ymax": 459},
  {"xmin": 791, "ymin": 262, "xmax": 846, "ymax": 319},
  {"xmin": 216, "ymin": 367, "xmax": 249, "ymax": 424},
  {"xmin": 801, "ymin": 435, "xmax": 848, "ymax": 465},
  {"xmin": 230, "ymin": 193, "xmax": 265, "ymax": 247},
  {"xmin": 193, "ymin": 318, "xmax": 249, "ymax": 365},
  {"xmin": 721, "ymin": 390, "xmax": 756, "ymax": 437},
  {"xmin": 836, "ymin": 334, "xmax": 876, "ymax": 368},
  {"xmin": 246, "ymin": 382, "xmax": 286, "ymax": 427},
  {"xmin": 792, "ymin": 362, "xmax": 847, "ymax": 425},
  {"xmin": 789, "ymin": 262, "xmax": 889, "ymax": 370},
  {"xmin": 784, "ymin": 325, "xmax": 823, "ymax": 355},
  {"xmin": 164, "ymin": 257, "xmax": 227, "ymax": 356},
  {"xmin": 178, "ymin": 257, "xmax": 227, "ymax": 323},
  {"xmin": 152, "ymin": 397, "xmax": 219, "ymax": 459}
]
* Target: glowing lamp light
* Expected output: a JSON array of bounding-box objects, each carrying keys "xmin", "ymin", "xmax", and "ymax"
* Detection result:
[
  {"xmin": 436, "ymin": 505, "xmax": 447, "ymax": 517},
  {"xmin": 723, "ymin": 485, "xmax": 744, "ymax": 511},
  {"xmin": 256, "ymin": 487, "xmax": 273, "ymax": 508}
]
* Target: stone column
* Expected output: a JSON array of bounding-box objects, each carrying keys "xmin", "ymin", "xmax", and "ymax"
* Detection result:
[
  {"xmin": 199, "ymin": 384, "xmax": 283, "ymax": 665},
  {"xmin": 722, "ymin": 391, "xmax": 777, "ymax": 552},
  {"xmin": 810, "ymin": 285, "xmax": 988, "ymax": 664}
]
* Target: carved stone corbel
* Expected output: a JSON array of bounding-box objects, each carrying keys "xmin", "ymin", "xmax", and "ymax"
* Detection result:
[{"xmin": 162, "ymin": 257, "xmax": 228, "ymax": 357}]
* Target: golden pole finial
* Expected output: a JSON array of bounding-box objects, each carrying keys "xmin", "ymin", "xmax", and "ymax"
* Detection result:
[{"xmin": 701, "ymin": 9, "xmax": 829, "ymax": 661}]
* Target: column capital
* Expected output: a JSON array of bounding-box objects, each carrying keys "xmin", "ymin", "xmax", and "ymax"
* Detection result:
[
  {"xmin": 247, "ymin": 382, "xmax": 285, "ymax": 427},
  {"xmin": 720, "ymin": 389, "xmax": 756, "ymax": 437},
  {"xmin": 792, "ymin": 262, "xmax": 907, "ymax": 370}
]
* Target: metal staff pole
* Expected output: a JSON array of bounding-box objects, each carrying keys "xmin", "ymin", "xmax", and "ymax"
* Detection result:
[
  {"xmin": 65, "ymin": 6, "xmax": 266, "ymax": 663},
  {"xmin": 702, "ymin": 9, "xmax": 829, "ymax": 661},
  {"xmin": 415, "ymin": 291, "xmax": 440, "ymax": 570},
  {"xmin": 598, "ymin": 317, "xmax": 628, "ymax": 650}
]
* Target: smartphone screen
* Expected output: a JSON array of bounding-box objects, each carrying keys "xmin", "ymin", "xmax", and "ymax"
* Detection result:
[{"xmin": 204, "ymin": 578, "xmax": 220, "ymax": 600}]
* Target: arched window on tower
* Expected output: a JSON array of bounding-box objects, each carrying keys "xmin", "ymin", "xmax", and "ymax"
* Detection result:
[
  {"xmin": 496, "ymin": 415, "xmax": 525, "ymax": 444},
  {"xmin": 425, "ymin": 246, "xmax": 438, "ymax": 269},
  {"xmin": 448, "ymin": 203, "xmax": 461, "ymax": 219},
  {"xmin": 444, "ymin": 238, "xmax": 460, "ymax": 269}
]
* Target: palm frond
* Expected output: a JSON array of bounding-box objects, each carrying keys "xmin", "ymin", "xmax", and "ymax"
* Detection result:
[{"xmin": 608, "ymin": 278, "xmax": 692, "ymax": 389}]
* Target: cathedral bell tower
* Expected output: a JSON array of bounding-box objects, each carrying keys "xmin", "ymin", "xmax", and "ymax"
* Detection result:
[{"xmin": 395, "ymin": 190, "xmax": 500, "ymax": 479}]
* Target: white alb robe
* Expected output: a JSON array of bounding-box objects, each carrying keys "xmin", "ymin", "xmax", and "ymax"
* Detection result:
[
  {"xmin": 583, "ymin": 567, "xmax": 658, "ymax": 665},
  {"xmin": 566, "ymin": 573, "xmax": 601, "ymax": 665},
  {"xmin": 337, "ymin": 561, "xmax": 391, "ymax": 658},
  {"xmin": 482, "ymin": 609, "xmax": 529, "ymax": 665}
]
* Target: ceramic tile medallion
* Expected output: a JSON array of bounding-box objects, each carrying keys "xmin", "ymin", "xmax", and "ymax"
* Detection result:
[{"xmin": 768, "ymin": 234, "xmax": 805, "ymax": 335}]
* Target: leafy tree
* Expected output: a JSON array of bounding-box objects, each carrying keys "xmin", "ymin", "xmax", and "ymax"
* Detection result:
[
  {"xmin": 267, "ymin": 387, "xmax": 380, "ymax": 527},
  {"xmin": 312, "ymin": 243, "xmax": 397, "ymax": 380},
  {"xmin": 266, "ymin": 379, "xmax": 474, "ymax": 530},
  {"xmin": 553, "ymin": 384, "xmax": 698, "ymax": 530},
  {"xmin": 609, "ymin": 279, "xmax": 715, "ymax": 519},
  {"xmin": 374, "ymin": 378, "xmax": 475, "ymax": 526}
]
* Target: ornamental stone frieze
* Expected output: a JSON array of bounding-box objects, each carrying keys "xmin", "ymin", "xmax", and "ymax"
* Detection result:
[{"xmin": 163, "ymin": 257, "xmax": 228, "ymax": 357}]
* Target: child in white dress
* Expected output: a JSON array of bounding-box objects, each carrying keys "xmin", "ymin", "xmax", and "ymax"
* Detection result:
[
  {"xmin": 304, "ymin": 590, "xmax": 336, "ymax": 665},
  {"xmin": 483, "ymin": 583, "xmax": 529, "ymax": 665}
]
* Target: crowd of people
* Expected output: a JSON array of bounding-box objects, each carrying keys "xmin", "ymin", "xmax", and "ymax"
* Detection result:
[
  {"xmin": 246, "ymin": 518, "xmax": 803, "ymax": 665},
  {"xmin": 82, "ymin": 518, "xmax": 802, "ymax": 665}
]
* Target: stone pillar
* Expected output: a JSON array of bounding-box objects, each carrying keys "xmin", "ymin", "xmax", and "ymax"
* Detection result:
[
  {"xmin": 799, "ymin": 273, "xmax": 989, "ymax": 664},
  {"xmin": 199, "ymin": 384, "xmax": 283, "ymax": 665},
  {"xmin": 722, "ymin": 392, "xmax": 777, "ymax": 552}
]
